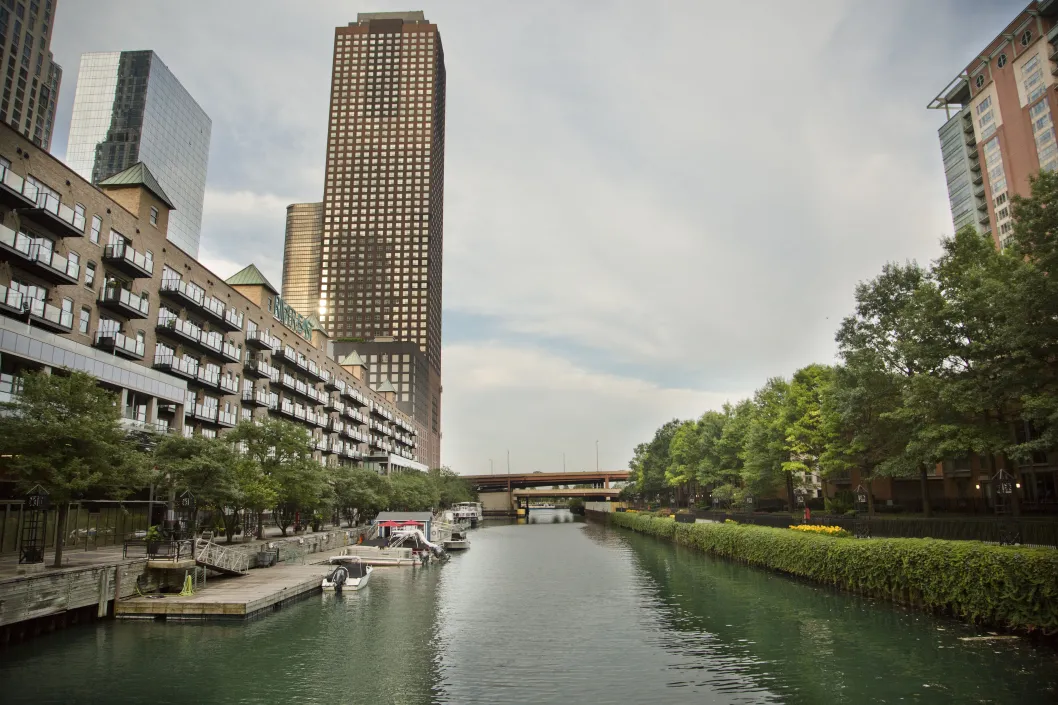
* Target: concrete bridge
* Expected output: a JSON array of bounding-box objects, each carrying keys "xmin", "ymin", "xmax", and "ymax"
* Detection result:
[{"xmin": 462, "ymin": 470, "xmax": 630, "ymax": 516}]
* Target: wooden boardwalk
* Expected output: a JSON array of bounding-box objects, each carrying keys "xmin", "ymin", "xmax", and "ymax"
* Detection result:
[{"xmin": 115, "ymin": 564, "xmax": 330, "ymax": 620}]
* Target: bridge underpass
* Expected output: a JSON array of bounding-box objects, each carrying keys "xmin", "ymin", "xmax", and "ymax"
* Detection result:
[{"xmin": 464, "ymin": 471, "xmax": 630, "ymax": 516}]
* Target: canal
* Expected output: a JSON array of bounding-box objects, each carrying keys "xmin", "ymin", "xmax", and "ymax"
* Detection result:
[{"xmin": 1, "ymin": 511, "xmax": 1056, "ymax": 704}]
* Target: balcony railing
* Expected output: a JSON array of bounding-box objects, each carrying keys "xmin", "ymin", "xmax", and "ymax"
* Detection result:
[
  {"xmin": 221, "ymin": 340, "xmax": 240, "ymax": 362},
  {"xmin": 219, "ymin": 375, "xmax": 240, "ymax": 395},
  {"xmin": 245, "ymin": 328, "xmax": 279, "ymax": 350},
  {"xmin": 242, "ymin": 387, "xmax": 271, "ymax": 407},
  {"xmin": 199, "ymin": 330, "xmax": 224, "ymax": 355},
  {"xmin": 99, "ymin": 285, "xmax": 150, "ymax": 319},
  {"xmin": 217, "ymin": 410, "xmax": 237, "ymax": 427},
  {"xmin": 194, "ymin": 404, "xmax": 218, "ymax": 422},
  {"xmin": 0, "ymin": 163, "xmax": 38, "ymax": 207},
  {"xmin": 29, "ymin": 192, "xmax": 87, "ymax": 237},
  {"xmin": 222, "ymin": 306, "xmax": 244, "ymax": 332},
  {"xmin": 200, "ymin": 294, "xmax": 226, "ymax": 324},
  {"xmin": 102, "ymin": 243, "xmax": 154, "ymax": 278},
  {"xmin": 195, "ymin": 366, "xmax": 220, "ymax": 388},
  {"xmin": 160, "ymin": 278, "xmax": 205, "ymax": 307},
  {"xmin": 153, "ymin": 353, "xmax": 198, "ymax": 379},
  {"xmin": 0, "ymin": 228, "xmax": 81, "ymax": 284},
  {"xmin": 157, "ymin": 311, "xmax": 202, "ymax": 344},
  {"xmin": 0, "ymin": 282, "xmax": 24, "ymax": 312},
  {"xmin": 93, "ymin": 330, "xmax": 145, "ymax": 359},
  {"xmin": 26, "ymin": 297, "xmax": 72, "ymax": 331}
]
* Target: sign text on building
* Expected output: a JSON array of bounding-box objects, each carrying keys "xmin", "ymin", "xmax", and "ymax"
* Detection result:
[{"xmin": 270, "ymin": 295, "xmax": 314, "ymax": 341}]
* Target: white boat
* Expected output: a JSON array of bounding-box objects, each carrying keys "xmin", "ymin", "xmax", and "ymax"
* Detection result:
[
  {"xmin": 451, "ymin": 502, "xmax": 483, "ymax": 528},
  {"xmin": 322, "ymin": 557, "xmax": 373, "ymax": 591},
  {"xmin": 444, "ymin": 529, "xmax": 470, "ymax": 551}
]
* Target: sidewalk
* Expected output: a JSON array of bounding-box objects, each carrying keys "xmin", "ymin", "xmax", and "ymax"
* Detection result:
[{"xmin": 0, "ymin": 523, "xmax": 367, "ymax": 583}]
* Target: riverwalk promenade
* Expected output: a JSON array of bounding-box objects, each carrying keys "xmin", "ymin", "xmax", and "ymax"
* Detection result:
[{"xmin": 0, "ymin": 525, "xmax": 366, "ymax": 644}]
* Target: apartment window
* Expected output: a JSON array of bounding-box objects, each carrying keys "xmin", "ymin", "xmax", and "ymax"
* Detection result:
[
  {"xmin": 149, "ymin": 207, "xmax": 158, "ymax": 226},
  {"xmin": 89, "ymin": 215, "xmax": 101, "ymax": 244},
  {"xmin": 78, "ymin": 306, "xmax": 89, "ymax": 334},
  {"xmin": 85, "ymin": 261, "xmax": 95, "ymax": 287}
]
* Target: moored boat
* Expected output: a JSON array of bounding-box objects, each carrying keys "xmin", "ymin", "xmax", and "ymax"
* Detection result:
[
  {"xmin": 444, "ymin": 529, "xmax": 470, "ymax": 551},
  {"xmin": 322, "ymin": 557, "xmax": 373, "ymax": 591}
]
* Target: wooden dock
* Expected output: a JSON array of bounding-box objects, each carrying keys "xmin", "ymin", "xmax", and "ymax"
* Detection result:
[{"xmin": 114, "ymin": 565, "xmax": 330, "ymax": 620}]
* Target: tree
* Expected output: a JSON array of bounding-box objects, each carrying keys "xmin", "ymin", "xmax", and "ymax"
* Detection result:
[
  {"xmin": 0, "ymin": 371, "xmax": 146, "ymax": 567},
  {"xmin": 333, "ymin": 466, "xmax": 391, "ymax": 526},
  {"xmin": 743, "ymin": 377, "xmax": 791, "ymax": 504},
  {"xmin": 665, "ymin": 420, "xmax": 700, "ymax": 507},
  {"xmin": 630, "ymin": 419, "xmax": 681, "ymax": 502},
  {"xmin": 228, "ymin": 418, "xmax": 325, "ymax": 536},
  {"xmin": 781, "ymin": 364, "xmax": 836, "ymax": 501},
  {"xmin": 152, "ymin": 434, "xmax": 236, "ymax": 533},
  {"xmin": 388, "ymin": 470, "xmax": 440, "ymax": 511},
  {"xmin": 429, "ymin": 467, "xmax": 476, "ymax": 508}
]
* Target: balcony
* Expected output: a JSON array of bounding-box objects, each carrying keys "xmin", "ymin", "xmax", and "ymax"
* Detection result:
[
  {"xmin": 331, "ymin": 419, "xmax": 345, "ymax": 434},
  {"xmin": 24, "ymin": 192, "xmax": 86, "ymax": 238},
  {"xmin": 199, "ymin": 329, "xmax": 225, "ymax": 357},
  {"xmin": 217, "ymin": 410, "xmax": 237, "ymax": 428},
  {"xmin": 334, "ymin": 379, "xmax": 346, "ymax": 395},
  {"xmin": 278, "ymin": 398, "xmax": 296, "ymax": 418},
  {"xmin": 25, "ymin": 297, "xmax": 72, "ymax": 332},
  {"xmin": 221, "ymin": 306, "xmax": 243, "ymax": 332},
  {"xmin": 102, "ymin": 243, "xmax": 153, "ymax": 279},
  {"xmin": 219, "ymin": 375, "xmax": 240, "ymax": 395},
  {"xmin": 972, "ymin": 173, "xmax": 983, "ymax": 186},
  {"xmin": 99, "ymin": 285, "xmax": 150, "ymax": 319},
  {"xmin": 277, "ymin": 345, "xmax": 298, "ymax": 364},
  {"xmin": 0, "ymin": 282, "xmax": 24, "ymax": 315},
  {"xmin": 306, "ymin": 360, "xmax": 323, "ymax": 381},
  {"xmin": 119, "ymin": 417, "xmax": 170, "ymax": 435},
  {"xmin": 242, "ymin": 387, "xmax": 270, "ymax": 407},
  {"xmin": 157, "ymin": 311, "xmax": 202, "ymax": 347},
  {"xmin": 315, "ymin": 438, "xmax": 329, "ymax": 452},
  {"xmin": 244, "ymin": 354, "xmax": 274, "ymax": 379},
  {"xmin": 0, "ymin": 226, "xmax": 80, "ymax": 285},
  {"xmin": 221, "ymin": 340, "xmax": 240, "ymax": 363},
  {"xmin": 0, "ymin": 164, "xmax": 38, "ymax": 208},
  {"xmin": 200, "ymin": 294, "xmax": 227, "ymax": 326},
  {"xmin": 321, "ymin": 369, "xmax": 337, "ymax": 390},
  {"xmin": 159, "ymin": 277, "xmax": 205, "ymax": 309},
  {"xmin": 281, "ymin": 373, "xmax": 298, "ymax": 392},
  {"xmin": 193, "ymin": 366, "xmax": 220, "ymax": 389},
  {"xmin": 93, "ymin": 330, "xmax": 145, "ymax": 359},
  {"xmin": 293, "ymin": 404, "xmax": 307, "ymax": 421},
  {"xmin": 153, "ymin": 352, "xmax": 198, "ymax": 380},
  {"xmin": 245, "ymin": 328, "xmax": 278, "ymax": 350},
  {"xmin": 978, "ymin": 210, "xmax": 991, "ymax": 225},
  {"xmin": 193, "ymin": 404, "xmax": 218, "ymax": 423},
  {"xmin": 329, "ymin": 440, "xmax": 344, "ymax": 455}
]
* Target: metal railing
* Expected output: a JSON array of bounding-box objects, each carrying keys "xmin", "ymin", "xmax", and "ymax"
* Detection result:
[{"xmin": 195, "ymin": 538, "xmax": 250, "ymax": 573}]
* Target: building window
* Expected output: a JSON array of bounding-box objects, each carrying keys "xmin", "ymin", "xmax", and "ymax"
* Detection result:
[
  {"xmin": 1022, "ymin": 30, "xmax": 1032, "ymax": 46},
  {"xmin": 997, "ymin": 53, "xmax": 1007, "ymax": 69},
  {"xmin": 89, "ymin": 215, "xmax": 101, "ymax": 244},
  {"xmin": 85, "ymin": 261, "xmax": 95, "ymax": 287},
  {"xmin": 975, "ymin": 75, "xmax": 984, "ymax": 88},
  {"xmin": 78, "ymin": 307, "xmax": 89, "ymax": 334},
  {"xmin": 149, "ymin": 206, "xmax": 158, "ymax": 226}
]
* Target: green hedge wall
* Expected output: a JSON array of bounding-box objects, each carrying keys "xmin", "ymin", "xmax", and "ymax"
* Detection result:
[{"xmin": 608, "ymin": 511, "xmax": 1058, "ymax": 634}]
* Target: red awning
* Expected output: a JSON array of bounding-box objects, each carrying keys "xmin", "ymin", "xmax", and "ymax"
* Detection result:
[
  {"xmin": 377, "ymin": 521, "xmax": 402, "ymax": 527},
  {"xmin": 399, "ymin": 520, "xmax": 424, "ymax": 525}
]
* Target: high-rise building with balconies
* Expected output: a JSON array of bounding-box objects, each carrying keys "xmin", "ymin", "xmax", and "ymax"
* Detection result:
[{"xmin": 929, "ymin": 1, "xmax": 1058, "ymax": 248}]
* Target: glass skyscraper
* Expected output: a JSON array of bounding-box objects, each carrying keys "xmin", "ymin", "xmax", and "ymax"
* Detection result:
[{"xmin": 64, "ymin": 51, "xmax": 211, "ymax": 257}]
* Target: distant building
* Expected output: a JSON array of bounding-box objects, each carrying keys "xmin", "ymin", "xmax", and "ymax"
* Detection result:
[
  {"xmin": 65, "ymin": 50, "xmax": 211, "ymax": 257},
  {"xmin": 0, "ymin": 0, "xmax": 62, "ymax": 150},
  {"xmin": 281, "ymin": 202, "xmax": 323, "ymax": 319},
  {"xmin": 929, "ymin": 1, "xmax": 1058, "ymax": 248}
]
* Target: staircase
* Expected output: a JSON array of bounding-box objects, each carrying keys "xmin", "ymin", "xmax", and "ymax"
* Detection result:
[{"xmin": 195, "ymin": 539, "xmax": 250, "ymax": 576}]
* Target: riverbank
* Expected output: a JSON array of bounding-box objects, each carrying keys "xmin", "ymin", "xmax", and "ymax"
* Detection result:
[{"xmin": 599, "ymin": 510, "xmax": 1058, "ymax": 635}]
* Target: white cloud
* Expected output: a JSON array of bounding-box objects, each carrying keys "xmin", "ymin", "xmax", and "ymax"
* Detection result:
[{"xmin": 441, "ymin": 343, "xmax": 747, "ymax": 473}]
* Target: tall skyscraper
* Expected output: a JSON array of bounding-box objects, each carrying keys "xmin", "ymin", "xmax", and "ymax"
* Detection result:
[
  {"xmin": 929, "ymin": 1, "xmax": 1058, "ymax": 249},
  {"xmin": 65, "ymin": 50, "xmax": 211, "ymax": 257},
  {"xmin": 314, "ymin": 11, "xmax": 446, "ymax": 467},
  {"xmin": 0, "ymin": 0, "xmax": 62, "ymax": 150},
  {"xmin": 282, "ymin": 201, "xmax": 324, "ymax": 318}
]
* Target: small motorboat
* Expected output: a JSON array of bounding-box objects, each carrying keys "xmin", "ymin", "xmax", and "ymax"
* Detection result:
[
  {"xmin": 322, "ymin": 557, "xmax": 373, "ymax": 592},
  {"xmin": 444, "ymin": 529, "xmax": 470, "ymax": 551}
]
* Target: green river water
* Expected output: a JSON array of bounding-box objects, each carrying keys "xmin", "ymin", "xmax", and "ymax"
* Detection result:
[{"xmin": 1, "ymin": 511, "xmax": 1056, "ymax": 704}]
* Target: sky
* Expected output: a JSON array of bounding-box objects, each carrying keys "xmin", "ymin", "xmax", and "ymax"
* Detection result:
[{"xmin": 51, "ymin": 0, "xmax": 1023, "ymax": 475}]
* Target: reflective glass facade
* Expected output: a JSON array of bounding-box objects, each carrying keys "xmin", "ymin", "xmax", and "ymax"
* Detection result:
[
  {"xmin": 65, "ymin": 51, "xmax": 211, "ymax": 257},
  {"xmin": 281, "ymin": 201, "xmax": 323, "ymax": 318}
]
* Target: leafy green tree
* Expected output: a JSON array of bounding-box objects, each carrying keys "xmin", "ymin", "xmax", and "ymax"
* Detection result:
[
  {"xmin": 716, "ymin": 400, "xmax": 754, "ymax": 484},
  {"xmin": 228, "ymin": 418, "xmax": 324, "ymax": 536},
  {"xmin": 0, "ymin": 371, "xmax": 146, "ymax": 566},
  {"xmin": 333, "ymin": 466, "xmax": 391, "ymax": 525},
  {"xmin": 781, "ymin": 364, "xmax": 836, "ymax": 499},
  {"xmin": 429, "ymin": 466, "xmax": 476, "ymax": 508},
  {"xmin": 665, "ymin": 420, "xmax": 700, "ymax": 506},
  {"xmin": 630, "ymin": 419, "xmax": 681, "ymax": 501},
  {"xmin": 152, "ymin": 434, "xmax": 235, "ymax": 532},
  {"xmin": 389, "ymin": 470, "xmax": 440, "ymax": 511},
  {"xmin": 742, "ymin": 377, "xmax": 791, "ymax": 504}
]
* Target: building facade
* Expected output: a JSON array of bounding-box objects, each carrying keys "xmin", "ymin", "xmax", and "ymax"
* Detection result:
[
  {"xmin": 0, "ymin": 0, "xmax": 61, "ymax": 151},
  {"xmin": 64, "ymin": 50, "xmax": 211, "ymax": 257},
  {"xmin": 298, "ymin": 11, "xmax": 445, "ymax": 467},
  {"xmin": 281, "ymin": 201, "xmax": 323, "ymax": 319},
  {"xmin": 930, "ymin": 1, "xmax": 1058, "ymax": 248},
  {"xmin": 0, "ymin": 123, "xmax": 422, "ymax": 473}
]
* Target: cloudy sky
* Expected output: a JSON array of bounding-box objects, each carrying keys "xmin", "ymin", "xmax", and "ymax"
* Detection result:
[{"xmin": 52, "ymin": 0, "xmax": 1019, "ymax": 474}]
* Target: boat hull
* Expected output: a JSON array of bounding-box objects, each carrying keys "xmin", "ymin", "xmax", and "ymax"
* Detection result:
[{"xmin": 444, "ymin": 540, "xmax": 470, "ymax": 551}]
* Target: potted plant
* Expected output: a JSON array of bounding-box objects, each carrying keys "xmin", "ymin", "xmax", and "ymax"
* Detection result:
[{"xmin": 145, "ymin": 525, "xmax": 163, "ymax": 556}]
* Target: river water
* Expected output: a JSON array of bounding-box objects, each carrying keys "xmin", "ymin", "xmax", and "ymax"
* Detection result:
[{"xmin": 1, "ymin": 511, "xmax": 1056, "ymax": 704}]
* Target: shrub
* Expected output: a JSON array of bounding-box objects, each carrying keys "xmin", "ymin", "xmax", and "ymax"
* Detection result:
[
  {"xmin": 825, "ymin": 490, "xmax": 855, "ymax": 514},
  {"xmin": 789, "ymin": 524, "xmax": 851, "ymax": 538},
  {"xmin": 607, "ymin": 512, "xmax": 1058, "ymax": 634}
]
